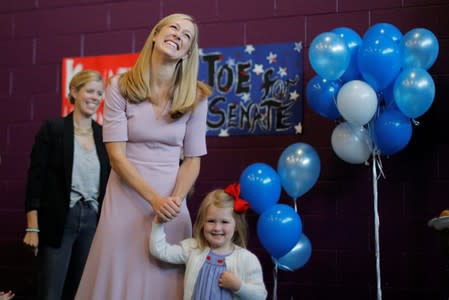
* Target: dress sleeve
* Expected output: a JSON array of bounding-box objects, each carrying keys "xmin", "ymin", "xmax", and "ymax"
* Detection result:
[
  {"xmin": 183, "ymin": 97, "xmax": 208, "ymax": 157},
  {"xmin": 103, "ymin": 76, "xmax": 128, "ymax": 142},
  {"xmin": 234, "ymin": 250, "xmax": 268, "ymax": 300},
  {"xmin": 149, "ymin": 222, "xmax": 190, "ymax": 264}
]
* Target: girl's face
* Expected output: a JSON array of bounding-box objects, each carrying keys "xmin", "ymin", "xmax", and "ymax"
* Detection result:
[
  {"xmin": 71, "ymin": 80, "xmax": 104, "ymax": 118},
  {"xmin": 203, "ymin": 205, "xmax": 236, "ymax": 254},
  {"xmin": 153, "ymin": 18, "xmax": 195, "ymax": 61}
]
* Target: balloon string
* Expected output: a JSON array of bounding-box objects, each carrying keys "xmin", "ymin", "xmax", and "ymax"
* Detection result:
[
  {"xmin": 411, "ymin": 118, "xmax": 420, "ymax": 126},
  {"xmin": 372, "ymin": 154, "xmax": 383, "ymax": 300},
  {"xmin": 374, "ymin": 150, "xmax": 385, "ymax": 180},
  {"xmin": 293, "ymin": 198, "xmax": 298, "ymax": 213},
  {"xmin": 272, "ymin": 263, "xmax": 278, "ymax": 300}
]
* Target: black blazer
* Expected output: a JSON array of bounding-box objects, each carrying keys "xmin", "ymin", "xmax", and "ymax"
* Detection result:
[{"xmin": 25, "ymin": 113, "xmax": 110, "ymax": 248}]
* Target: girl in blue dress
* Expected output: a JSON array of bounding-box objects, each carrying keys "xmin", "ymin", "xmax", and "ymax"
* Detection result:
[{"xmin": 150, "ymin": 183, "xmax": 267, "ymax": 300}]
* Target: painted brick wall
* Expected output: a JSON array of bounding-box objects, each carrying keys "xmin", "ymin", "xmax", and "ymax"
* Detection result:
[{"xmin": 0, "ymin": 0, "xmax": 448, "ymax": 299}]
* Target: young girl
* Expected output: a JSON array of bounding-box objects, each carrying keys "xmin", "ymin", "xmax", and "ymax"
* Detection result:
[{"xmin": 150, "ymin": 183, "xmax": 267, "ymax": 300}]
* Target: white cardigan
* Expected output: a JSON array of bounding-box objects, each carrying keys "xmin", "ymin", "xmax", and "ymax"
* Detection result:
[{"xmin": 150, "ymin": 222, "xmax": 267, "ymax": 300}]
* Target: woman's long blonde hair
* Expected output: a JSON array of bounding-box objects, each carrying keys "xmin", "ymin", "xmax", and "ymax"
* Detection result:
[
  {"xmin": 118, "ymin": 13, "xmax": 211, "ymax": 119},
  {"xmin": 193, "ymin": 189, "xmax": 248, "ymax": 250}
]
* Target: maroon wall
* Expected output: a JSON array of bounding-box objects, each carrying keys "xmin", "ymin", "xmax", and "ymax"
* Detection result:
[{"xmin": 0, "ymin": 0, "xmax": 448, "ymax": 299}]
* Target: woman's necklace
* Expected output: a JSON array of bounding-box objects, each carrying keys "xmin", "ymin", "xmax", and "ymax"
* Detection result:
[{"xmin": 74, "ymin": 126, "xmax": 93, "ymax": 136}]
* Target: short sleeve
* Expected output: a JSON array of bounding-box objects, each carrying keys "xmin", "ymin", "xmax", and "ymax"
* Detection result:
[
  {"xmin": 103, "ymin": 76, "xmax": 128, "ymax": 142},
  {"xmin": 183, "ymin": 97, "xmax": 208, "ymax": 157}
]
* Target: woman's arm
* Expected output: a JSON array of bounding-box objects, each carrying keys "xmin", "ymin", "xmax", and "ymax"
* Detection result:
[
  {"xmin": 23, "ymin": 210, "xmax": 39, "ymax": 256},
  {"xmin": 171, "ymin": 96, "xmax": 208, "ymax": 201},
  {"xmin": 25, "ymin": 121, "xmax": 51, "ymax": 211},
  {"xmin": 171, "ymin": 156, "xmax": 201, "ymax": 200},
  {"xmin": 105, "ymin": 142, "xmax": 180, "ymax": 221},
  {"xmin": 23, "ymin": 121, "xmax": 52, "ymax": 255}
]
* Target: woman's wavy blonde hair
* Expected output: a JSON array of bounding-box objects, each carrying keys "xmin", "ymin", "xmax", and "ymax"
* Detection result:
[
  {"xmin": 192, "ymin": 189, "xmax": 248, "ymax": 250},
  {"xmin": 118, "ymin": 13, "xmax": 211, "ymax": 119},
  {"xmin": 68, "ymin": 69, "xmax": 103, "ymax": 104}
]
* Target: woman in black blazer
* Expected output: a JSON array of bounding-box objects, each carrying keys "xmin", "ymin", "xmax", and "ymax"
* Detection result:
[{"xmin": 23, "ymin": 70, "xmax": 110, "ymax": 300}]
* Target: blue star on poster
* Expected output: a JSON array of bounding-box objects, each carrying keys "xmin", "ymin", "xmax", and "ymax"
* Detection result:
[{"xmin": 199, "ymin": 41, "xmax": 304, "ymax": 136}]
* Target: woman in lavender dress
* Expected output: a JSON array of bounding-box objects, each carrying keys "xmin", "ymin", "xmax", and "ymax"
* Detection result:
[{"xmin": 75, "ymin": 13, "xmax": 211, "ymax": 300}]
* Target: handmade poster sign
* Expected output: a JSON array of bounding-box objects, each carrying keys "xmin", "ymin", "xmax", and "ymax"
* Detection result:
[{"xmin": 62, "ymin": 42, "xmax": 304, "ymax": 136}]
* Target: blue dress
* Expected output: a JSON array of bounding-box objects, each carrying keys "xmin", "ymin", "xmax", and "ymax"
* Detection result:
[{"xmin": 192, "ymin": 251, "xmax": 233, "ymax": 300}]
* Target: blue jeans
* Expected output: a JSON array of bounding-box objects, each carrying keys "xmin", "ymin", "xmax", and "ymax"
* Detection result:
[{"xmin": 37, "ymin": 201, "xmax": 98, "ymax": 300}]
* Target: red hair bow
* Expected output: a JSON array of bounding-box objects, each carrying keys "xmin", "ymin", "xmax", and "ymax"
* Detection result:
[{"xmin": 224, "ymin": 183, "xmax": 250, "ymax": 213}]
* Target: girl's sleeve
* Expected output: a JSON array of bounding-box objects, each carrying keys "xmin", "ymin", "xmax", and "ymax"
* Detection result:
[
  {"xmin": 183, "ymin": 98, "xmax": 208, "ymax": 157},
  {"xmin": 235, "ymin": 252, "xmax": 268, "ymax": 300},
  {"xmin": 149, "ymin": 222, "xmax": 190, "ymax": 264},
  {"xmin": 103, "ymin": 76, "xmax": 128, "ymax": 142}
]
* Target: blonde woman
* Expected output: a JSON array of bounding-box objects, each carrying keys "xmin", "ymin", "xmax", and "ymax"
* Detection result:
[
  {"xmin": 75, "ymin": 13, "xmax": 211, "ymax": 300},
  {"xmin": 23, "ymin": 70, "xmax": 110, "ymax": 300}
]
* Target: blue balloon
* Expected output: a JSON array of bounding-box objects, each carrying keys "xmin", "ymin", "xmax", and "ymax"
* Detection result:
[
  {"xmin": 393, "ymin": 67, "xmax": 435, "ymax": 118},
  {"xmin": 274, "ymin": 234, "xmax": 312, "ymax": 271},
  {"xmin": 277, "ymin": 143, "xmax": 320, "ymax": 199},
  {"xmin": 400, "ymin": 28, "xmax": 439, "ymax": 70},
  {"xmin": 306, "ymin": 75, "xmax": 342, "ymax": 120},
  {"xmin": 257, "ymin": 204, "xmax": 302, "ymax": 258},
  {"xmin": 374, "ymin": 109, "xmax": 412, "ymax": 155},
  {"xmin": 332, "ymin": 27, "xmax": 363, "ymax": 82},
  {"xmin": 358, "ymin": 34, "xmax": 401, "ymax": 91},
  {"xmin": 364, "ymin": 22, "xmax": 403, "ymax": 43},
  {"xmin": 309, "ymin": 32, "xmax": 350, "ymax": 80},
  {"xmin": 239, "ymin": 163, "xmax": 281, "ymax": 215}
]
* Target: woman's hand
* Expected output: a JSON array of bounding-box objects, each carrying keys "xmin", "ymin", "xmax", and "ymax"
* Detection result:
[
  {"xmin": 24, "ymin": 211, "xmax": 39, "ymax": 255},
  {"xmin": 23, "ymin": 232, "xmax": 39, "ymax": 256},
  {"xmin": 152, "ymin": 196, "xmax": 181, "ymax": 222},
  {"xmin": 0, "ymin": 290, "xmax": 15, "ymax": 300},
  {"xmin": 219, "ymin": 271, "xmax": 242, "ymax": 292},
  {"xmin": 106, "ymin": 142, "xmax": 180, "ymax": 211}
]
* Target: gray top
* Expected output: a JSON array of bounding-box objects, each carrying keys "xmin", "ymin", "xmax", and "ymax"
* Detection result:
[{"xmin": 70, "ymin": 137, "xmax": 100, "ymax": 212}]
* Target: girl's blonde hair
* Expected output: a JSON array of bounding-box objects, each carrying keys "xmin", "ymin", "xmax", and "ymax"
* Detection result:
[
  {"xmin": 68, "ymin": 69, "xmax": 103, "ymax": 104},
  {"xmin": 193, "ymin": 189, "xmax": 248, "ymax": 250},
  {"xmin": 118, "ymin": 13, "xmax": 211, "ymax": 119}
]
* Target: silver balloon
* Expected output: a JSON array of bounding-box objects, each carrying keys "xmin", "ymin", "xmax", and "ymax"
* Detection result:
[{"xmin": 331, "ymin": 122, "xmax": 373, "ymax": 164}]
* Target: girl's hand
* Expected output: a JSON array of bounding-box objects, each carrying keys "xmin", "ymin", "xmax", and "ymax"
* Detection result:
[
  {"xmin": 23, "ymin": 232, "xmax": 39, "ymax": 256},
  {"xmin": 152, "ymin": 196, "xmax": 181, "ymax": 222},
  {"xmin": 218, "ymin": 271, "xmax": 242, "ymax": 292}
]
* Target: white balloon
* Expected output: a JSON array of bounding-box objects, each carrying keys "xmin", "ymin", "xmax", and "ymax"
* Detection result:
[
  {"xmin": 337, "ymin": 80, "xmax": 378, "ymax": 126},
  {"xmin": 331, "ymin": 122, "xmax": 373, "ymax": 164}
]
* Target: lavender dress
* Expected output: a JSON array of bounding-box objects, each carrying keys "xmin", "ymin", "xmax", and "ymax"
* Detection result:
[{"xmin": 75, "ymin": 76, "xmax": 208, "ymax": 300}]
